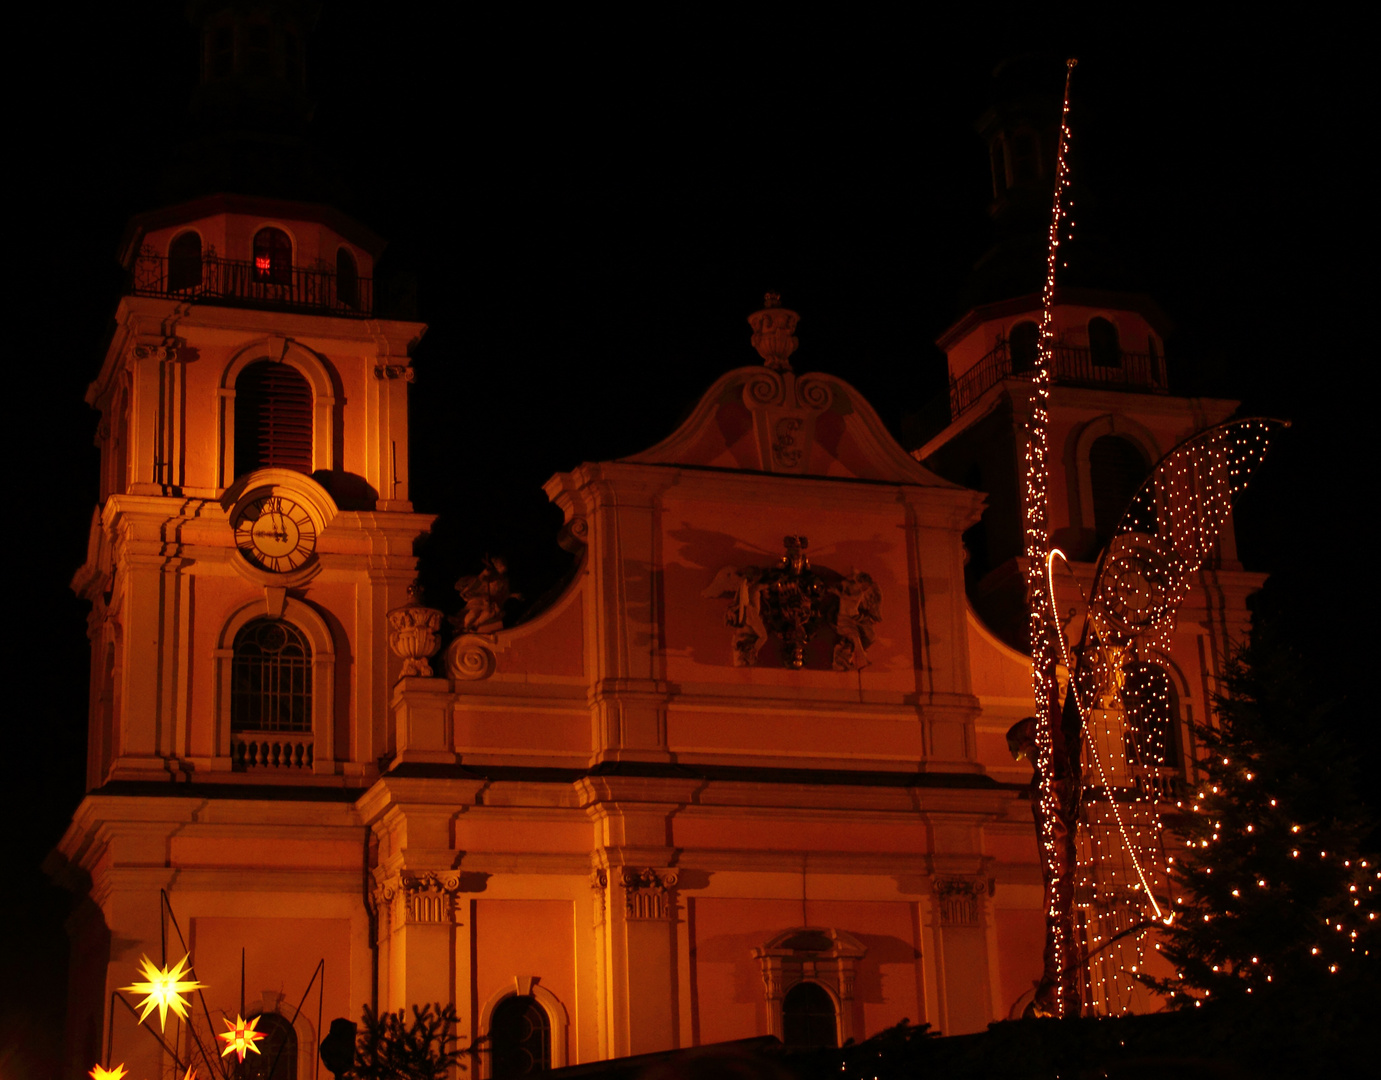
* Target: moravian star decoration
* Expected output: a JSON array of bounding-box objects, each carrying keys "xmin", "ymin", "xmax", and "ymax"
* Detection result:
[
  {"xmin": 218, "ymin": 1013, "xmax": 269, "ymax": 1061},
  {"xmin": 121, "ymin": 954, "xmax": 207, "ymax": 1031}
]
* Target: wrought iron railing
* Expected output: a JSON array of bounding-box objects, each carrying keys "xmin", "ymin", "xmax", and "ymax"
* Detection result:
[
  {"xmin": 130, "ymin": 249, "xmax": 373, "ymax": 317},
  {"xmin": 949, "ymin": 341, "xmax": 1168, "ymax": 421}
]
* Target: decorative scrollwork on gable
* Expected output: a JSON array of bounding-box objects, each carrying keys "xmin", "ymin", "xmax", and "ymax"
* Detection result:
[{"xmin": 446, "ymin": 637, "xmax": 496, "ymax": 681}]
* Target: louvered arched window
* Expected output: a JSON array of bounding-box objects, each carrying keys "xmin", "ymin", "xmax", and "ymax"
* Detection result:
[
  {"xmin": 234, "ymin": 360, "xmax": 313, "ymax": 476},
  {"xmin": 1090, "ymin": 435, "xmax": 1149, "ymax": 549},
  {"xmin": 231, "ymin": 619, "xmax": 312, "ymax": 734}
]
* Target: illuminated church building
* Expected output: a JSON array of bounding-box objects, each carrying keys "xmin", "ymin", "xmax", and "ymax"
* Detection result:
[{"xmin": 51, "ymin": 23, "xmax": 1260, "ymax": 1080}]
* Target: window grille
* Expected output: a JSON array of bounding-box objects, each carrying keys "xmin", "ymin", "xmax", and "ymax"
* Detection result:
[
  {"xmin": 489, "ymin": 995, "xmax": 551, "ymax": 1077},
  {"xmin": 1088, "ymin": 317, "xmax": 1122, "ymax": 368},
  {"xmin": 1009, "ymin": 320, "xmax": 1040, "ymax": 373},
  {"xmin": 231, "ymin": 619, "xmax": 312, "ymax": 733},
  {"xmin": 234, "ymin": 360, "xmax": 313, "ymax": 476},
  {"xmin": 336, "ymin": 247, "xmax": 359, "ymax": 309},
  {"xmin": 168, "ymin": 231, "xmax": 202, "ymax": 292},
  {"xmin": 237, "ymin": 1013, "xmax": 297, "ymax": 1080},
  {"xmin": 253, "ymin": 227, "xmax": 293, "ymax": 285}
]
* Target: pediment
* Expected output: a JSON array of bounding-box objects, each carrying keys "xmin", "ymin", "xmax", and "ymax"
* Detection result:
[{"xmin": 622, "ymin": 365, "xmax": 957, "ymax": 486}]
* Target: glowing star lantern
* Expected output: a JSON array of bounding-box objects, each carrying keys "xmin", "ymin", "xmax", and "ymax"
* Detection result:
[
  {"xmin": 122, "ymin": 954, "xmax": 206, "ymax": 1031},
  {"xmin": 89, "ymin": 1066, "xmax": 129, "ymax": 1080},
  {"xmin": 219, "ymin": 1014, "xmax": 268, "ymax": 1062}
]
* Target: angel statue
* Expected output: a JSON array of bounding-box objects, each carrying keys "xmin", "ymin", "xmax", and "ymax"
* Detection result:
[
  {"xmin": 702, "ymin": 565, "xmax": 768, "ymax": 666},
  {"xmin": 830, "ymin": 569, "xmax": 881, "ymax": 671},
  {"xmin": 454, "ymin": 555, "xmax": 519, "ymax": 634}
]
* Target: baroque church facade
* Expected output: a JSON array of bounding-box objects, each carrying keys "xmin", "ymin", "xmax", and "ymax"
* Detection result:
[{"xmin": 51, "ymin": 20, "xmax": 1258, "ymax": 1080}]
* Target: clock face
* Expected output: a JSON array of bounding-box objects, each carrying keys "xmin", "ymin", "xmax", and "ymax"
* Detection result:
[{"xmin": 233, "ymin": 493, "xmax": 317, "ymax": 573}]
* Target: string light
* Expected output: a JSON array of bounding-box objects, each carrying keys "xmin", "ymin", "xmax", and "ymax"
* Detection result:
[{"xmin": 1022, "ymin": 57, "xmax": 1079, "ymax": 1019}]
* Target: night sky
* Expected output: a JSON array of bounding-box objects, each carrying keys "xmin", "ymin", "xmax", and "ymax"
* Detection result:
[{"xmin": 4, "ymin": 5, "xmax": 1368, "ymax": 1072}]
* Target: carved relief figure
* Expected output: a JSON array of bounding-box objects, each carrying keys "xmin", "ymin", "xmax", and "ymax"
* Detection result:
[
  {"xmin": 702, "ymin": 565, "xmax": 768, "ymax": 666},
  {"xmin": 830, "ymin": 568, "xmax": 881, "ymax": 671},
  {"xmin": 454, "ymin": 555, "xmax": 518, "ymax": 634},
  {"xmin": 762, "ymin": 536, "xmax": 824, "ymax": 669}
]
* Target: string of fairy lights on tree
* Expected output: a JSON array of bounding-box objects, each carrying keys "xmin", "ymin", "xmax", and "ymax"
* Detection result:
[{"xmin": 1023, "ymin": 55, "xmax": 1080, "ymax": 1019}]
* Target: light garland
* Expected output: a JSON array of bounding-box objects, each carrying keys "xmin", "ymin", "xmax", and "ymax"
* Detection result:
[{"xmin": 1024, "ymin": 56, "xmax": 1079, "ymax": 1019}]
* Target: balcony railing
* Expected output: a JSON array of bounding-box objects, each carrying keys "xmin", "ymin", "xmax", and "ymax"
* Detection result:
[
  {"xmin": 130, "ymin": 249, "xmax": 374, "ymax": 317},
  {"xmin": 231, "ymin": 731, "xmax": 315, "ymax": 770},
  {"xmin": 949, "ymin": 340, "xmax": 1168, "ymax": 421}
]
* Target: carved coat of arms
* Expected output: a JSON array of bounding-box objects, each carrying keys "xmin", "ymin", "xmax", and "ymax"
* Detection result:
[{"xmin": 702, "ymin": 536, "xmax": 881, "ymax": 670}]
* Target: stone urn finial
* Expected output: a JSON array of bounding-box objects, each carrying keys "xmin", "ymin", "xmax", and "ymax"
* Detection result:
[
  {"xmin": 387, "ymin": 581, "xmax": 444, "ymax": 678},
  {"xmin": 748, "ymin": 292, "xmax": 799, "ymax": 371}
]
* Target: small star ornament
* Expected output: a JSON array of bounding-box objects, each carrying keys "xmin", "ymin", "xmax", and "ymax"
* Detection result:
[
  {"xmin": 218, "ymin": 1014, "xmax": 268, "ymax": 1062},
  {"xmin": 89, "ymin": 1066, "xmax": 128, "ymax": 1080},
  {"xmin": 121, "ymin": 954, "xmax": 206, "ymax": 1031}
]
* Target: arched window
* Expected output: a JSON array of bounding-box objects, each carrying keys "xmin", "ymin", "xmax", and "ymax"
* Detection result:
[
  {"xmin": 239, "ymin": 1013, "xmax": 297, "ymax": 1080},
  {"xmin": 253, "ymin": 227, "xmax": 293, "ymax": 284},
  {"xmin": 234, "ymin": 360, "xmax": 313, "ymax": 476},
  {"xmin": 1090, "ymin": 435, "xmax": 1149, "ymax": 549},
  {"xmin": 1122, "ymin": 662, "xmax": 1182, "ymax": 772},
  {"xmin": 989, "ymin": 138, "xmax": 1007, "ymax": 196},
  {"xmin": 1088, "ymin": 317, "xmax": 1121, "ymax": 368},
  {"xmin": 489, "ymin": 995, "xmax": 551, "ymax": 1078},
  {"xmin": 231, "ymin": 619, "xmax": 312, "ymax": 733},
  {"xmin": 168, "ymin": 231, "xmax": 202, "ymax": 292},
  {"xmin": 782, "ymin": 982, "xmax": 837, "ymax": 1050},
  {"xmin": 1009, "ymin": 320, "xmax": 1040, "ymax": 374},
  {"xmin": 1010, "ymin": 129, "xmax": 1040, "ymax": 185},
  {"xmin": 336, "ymin": 247, "xmax": 359, "ymax": 309}
]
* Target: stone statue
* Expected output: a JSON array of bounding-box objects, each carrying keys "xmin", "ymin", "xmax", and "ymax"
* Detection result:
[
  {"xmin": 454, "ymin": 556, "xmax": 518, "ymax": 634},
  {"xmin": 702, "ymin": 564, "xmax": 768, "ymax": 666},
  {"xmin": 830, "ymin": 568, "xmax": 881, "ymax": 671}
]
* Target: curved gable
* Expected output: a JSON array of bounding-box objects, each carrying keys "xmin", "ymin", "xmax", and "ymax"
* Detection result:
[{"xmin": 622, "ymin": 365, "xmax": 958, "ymax": 486}]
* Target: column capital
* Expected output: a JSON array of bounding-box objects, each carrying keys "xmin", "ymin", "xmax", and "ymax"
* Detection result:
[{"xmin": 372, "ymin": 869, "xmax": 462, "ymax": 935}]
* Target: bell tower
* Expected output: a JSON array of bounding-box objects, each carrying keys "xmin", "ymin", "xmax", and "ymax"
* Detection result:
[
  {"xmin": 56, "ymin": 8, "xmax": 435, "ymax": 1074},
  {"xmin": 73, "ymin": 193, "xmax": 433, "ymax": 788}
]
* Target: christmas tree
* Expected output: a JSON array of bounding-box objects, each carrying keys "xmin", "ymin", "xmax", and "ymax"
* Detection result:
[{"xmin": 1144, "ymin": 604, "xmax": 1378, "ymax": 1007}]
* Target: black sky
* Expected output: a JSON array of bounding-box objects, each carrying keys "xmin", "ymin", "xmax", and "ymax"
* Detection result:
[{"xmin": 3, "ymin": 5, "xmax": 1369, "ymax": 1072}]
